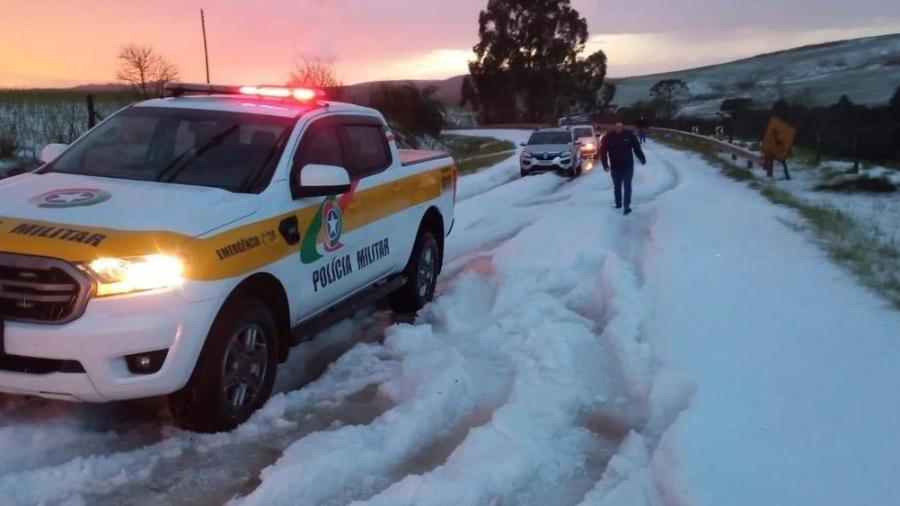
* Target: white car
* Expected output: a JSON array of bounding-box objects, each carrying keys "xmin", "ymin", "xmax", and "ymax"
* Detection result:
[
  {"xmin": 0, "ymin": 83, "xmax": 457, "ymax": 432},
  {"xmin": 570, "ymin": 125, "xmax": 598, "ymax": 160}
]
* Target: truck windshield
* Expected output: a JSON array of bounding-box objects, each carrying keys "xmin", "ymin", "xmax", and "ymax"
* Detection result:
[
  {"xmin": 528, "ymin": 132, "xmax": 572, "ymax": 145},
  {"xmin": 44, "ymin": 107, "xmax": 294, "ymax": 193}
]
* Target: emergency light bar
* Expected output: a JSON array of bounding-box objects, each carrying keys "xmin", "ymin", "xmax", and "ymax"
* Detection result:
[{"xmin": 165, "ymin": 83, "xmax": 325, "ymax": 102}]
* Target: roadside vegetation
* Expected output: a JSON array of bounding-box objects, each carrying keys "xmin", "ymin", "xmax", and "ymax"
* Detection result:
[
  {"xmin": 657, "ymin": 134, "xmax": 900, "ymax": 309},
  {"xmin": 440, "ymin": 134, "xmax": 517, "ymax": 174}
]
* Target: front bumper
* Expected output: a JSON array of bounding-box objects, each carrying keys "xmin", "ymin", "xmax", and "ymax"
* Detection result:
[
  {"xmin": 521, "ymin": 156, "xmax": 575, "ymax": 174},
  {"xmin": 0, "ymin": 288, "xmax": 224, "ymax": 402}
]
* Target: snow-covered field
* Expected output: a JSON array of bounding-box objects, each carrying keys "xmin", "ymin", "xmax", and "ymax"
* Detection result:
[
  {"xmin": 788, "ymin": 162, "xmax": 900, "ymax": 246},
  {"xmin": 2, "ymin": 131, "xmax": 899, "ymax": 506},
  {"xmin": 716, "ymin": 150, "xmax": 900, "ymax": 259}
]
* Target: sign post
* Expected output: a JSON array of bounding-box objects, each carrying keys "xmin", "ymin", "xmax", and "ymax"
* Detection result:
[{"xmin": 761, "ymin": 117, "xmax": 797, "ymax": 180}]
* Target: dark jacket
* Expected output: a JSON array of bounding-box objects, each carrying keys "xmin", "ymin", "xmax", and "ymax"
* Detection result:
[{"xmin": 600, "ymin": 130, "xmax": 646, "ymax": 171}]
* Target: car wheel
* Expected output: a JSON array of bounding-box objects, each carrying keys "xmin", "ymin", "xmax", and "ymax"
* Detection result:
[
  {"xmin": 389, "ymin": 230, "xmax": 440, "ymax": 314},
  {"xmin": 168, "ymin": 297, "xmax": 279, "ymax": 433}
]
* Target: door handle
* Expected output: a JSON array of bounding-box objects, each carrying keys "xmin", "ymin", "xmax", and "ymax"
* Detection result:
[{"xmin": 279, "ymin": 216, "xmax": 301, "ymax": 245}]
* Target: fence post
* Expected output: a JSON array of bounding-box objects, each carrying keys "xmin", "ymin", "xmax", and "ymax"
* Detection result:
[{"xmin": 86, "ymin": 94, "xmax": 96, "ymax": 129}]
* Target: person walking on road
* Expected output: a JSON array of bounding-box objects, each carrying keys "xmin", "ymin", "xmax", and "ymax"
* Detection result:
[
  {"xmin": 637, "ymin": 115, "xmax": 649, "ymax": 144},
  {"xmin": 600, "ymin": 121, "xmax": 646, "ymax": 215}
]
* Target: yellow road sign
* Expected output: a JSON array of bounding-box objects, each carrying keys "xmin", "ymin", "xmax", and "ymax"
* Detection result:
[{"xmin": 762, "ymin": 117, "xmax": 797, "ymax": 162}]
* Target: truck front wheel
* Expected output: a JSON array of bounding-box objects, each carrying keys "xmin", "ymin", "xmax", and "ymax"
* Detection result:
[
  {"xmin": 389, "ymin": 230, "xmax": 439, "ymax": 314},
  {"xmin": 168, "ymin": 297, "xmax": 279, "ymax": 433}
]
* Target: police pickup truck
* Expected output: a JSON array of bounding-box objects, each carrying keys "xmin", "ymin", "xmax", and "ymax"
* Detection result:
[{"xmin": 0, "ymin": 84, "xmax": 457, "ymax": 432}]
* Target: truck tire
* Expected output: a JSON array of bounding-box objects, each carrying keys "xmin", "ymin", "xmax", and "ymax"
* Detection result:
[
  {"xmin": 168, "ymin": 297, "xmax": 279, "ymax": 433},
  {"xmin": 389, "ymin": 229, "xmax": 440, "ymax": 314}
]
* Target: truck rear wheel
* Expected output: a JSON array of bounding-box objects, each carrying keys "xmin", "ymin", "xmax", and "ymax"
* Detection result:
[
  {"xmin": 168, "ymin": 297, "xmax": 278, "ymax": 433},
  {"xmin": 389, "ymin": 230, "xmax": 439, "ymax": 314}
]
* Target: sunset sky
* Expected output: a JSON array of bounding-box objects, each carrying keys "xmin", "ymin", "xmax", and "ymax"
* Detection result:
[{"xmin": 1, "ymin": 0, "xmax": 898, "ymax": 88}]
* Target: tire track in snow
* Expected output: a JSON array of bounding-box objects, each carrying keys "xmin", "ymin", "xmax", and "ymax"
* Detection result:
[
  {"xmin": 328, "ymin": 172, "xmax": 638, "ymax": 506},
  {"xmin": 574, "ymin": 142, "xmax": 696, "ymax": 506}
]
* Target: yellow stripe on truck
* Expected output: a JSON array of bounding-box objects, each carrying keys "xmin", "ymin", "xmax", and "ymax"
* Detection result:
[{"xmin": 0, "ymin": 166, "xmax": 453, "ymax": 282}]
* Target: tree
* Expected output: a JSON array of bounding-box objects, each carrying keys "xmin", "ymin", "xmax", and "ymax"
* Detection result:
[
  {"xmin": 650, "ymin": 79, "xmax": 688, "ymax": 119},
  {"xmin": 116, "ymin": 44, "xmax": 180, "ymax": 99},
  {"xmin": 832, "ymin": 95, "xmax": 863, "ymax": 172},
  {"xmin": 467, "ymin": 0, "xmax": 589, "ymax": 123},
  {"xmin": 889, "ymin": 85, "xmax": 900, "ymax": 119},
  {"xmin": 288, "ymin": 57, "xmax": 341, "ymax": 89},
  {"xmin": 720, "ymin": 98, "xmax": 754, "ymax": 142},
  {"xmin": 599, "ymin": 82, "xmax": 617, "ymax": 109},
  {"xmin": 369, "ymin": 83, "xmax": 445, "ymax": 146},
  {"xmin": 571, "ymin": 50, "xmax": 608, "ymax": 117}
]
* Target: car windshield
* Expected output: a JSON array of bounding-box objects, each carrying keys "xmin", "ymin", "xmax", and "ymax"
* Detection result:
[
  {"xmin": 573, "ymin": 127, "xmax": 593, "ymax": 139},
  {"xmin": 44, "ymin": 107, "xmax": 294, "ymax": 193},
  {"xmin": 528, "ymin": 132, "xmax": 571, "ymax": 145}
]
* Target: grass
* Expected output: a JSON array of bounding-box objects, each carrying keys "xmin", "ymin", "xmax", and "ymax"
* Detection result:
[
  {"xmin": 440, "ymin": 134, "xmax": 517, "ymax": 174},
  {"xmin": 657, "ymin": 134, "xmax": 900, "ymax": 309},
  {"xmin": 456, "ymin": 152, "xmax": 516, "ymax": 174}
]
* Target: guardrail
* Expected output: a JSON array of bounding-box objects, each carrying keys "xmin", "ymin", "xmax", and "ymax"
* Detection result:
[
  {"xmin": 444, "ymin": 124, "xmax": 552, "ymax": 131},
  {"xmin": 646, "ymin": 127, "xmax": 764, "ymax": 169},
  {"xmin": 443, "ymin": 123, "xmax": 765, "ymax": 169}
]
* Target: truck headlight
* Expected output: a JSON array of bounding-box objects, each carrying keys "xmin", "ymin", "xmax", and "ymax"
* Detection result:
[{"xmin": 82, "ymin": 254, "xmax": 185, "ymax": 297}]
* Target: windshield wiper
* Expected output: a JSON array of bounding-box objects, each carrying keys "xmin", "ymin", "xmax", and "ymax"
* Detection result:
[
  {"xmin": 156, "ymin": 124, "xmax": 240, "ymax": 183},
  {"xmin": 238, "ymin": 135, "xmax": 286, "ymax": 193}
]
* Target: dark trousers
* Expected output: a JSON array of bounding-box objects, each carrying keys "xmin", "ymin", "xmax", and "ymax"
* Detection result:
[
  {"xmin": 611, "ymin": 166, "xmax": 634, "ymax": 209},
  {"xmin": 639, "ymin": 129, "xmax": 647, "ymax": 144}
]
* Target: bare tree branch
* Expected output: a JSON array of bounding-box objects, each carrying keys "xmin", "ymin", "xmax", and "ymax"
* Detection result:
[
  {"xmin": 116, "ymin": 44, "xmax": 180, "ymax": 99},
  {"xmin": 287, "ymin": 57, "xmax": 341, "ymax": 89}
]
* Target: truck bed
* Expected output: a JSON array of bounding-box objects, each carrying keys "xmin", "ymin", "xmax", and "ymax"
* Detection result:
[{"xmin": 399, "ymin": 149, "xmax": 451, "ymax": 167}]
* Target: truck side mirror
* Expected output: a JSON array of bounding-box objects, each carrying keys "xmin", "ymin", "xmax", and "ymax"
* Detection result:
[
  {"xmin": 294, "ymin": 164, "xmax": 351, "ymax": 198},
  {"xmin": 40, "ymin": 143, "xmax": 67, "ymax": 164},
  {"xmin": 519, "ymin": 142, "xmax": 527, "ymax": 147}
]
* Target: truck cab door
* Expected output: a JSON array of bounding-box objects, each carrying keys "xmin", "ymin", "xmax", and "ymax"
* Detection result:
[
  {"xmin": 289, "ymin": 118, "xmax": 363, "ymax": 313},
  {"xmin": 333, "ymin": 120, "xmax": 404, "ymax": 287}
]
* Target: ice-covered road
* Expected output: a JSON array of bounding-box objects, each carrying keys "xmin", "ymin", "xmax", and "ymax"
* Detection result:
[{"xmin": 2, "ymin": 131, "xmax": 899, "ymax": 506}]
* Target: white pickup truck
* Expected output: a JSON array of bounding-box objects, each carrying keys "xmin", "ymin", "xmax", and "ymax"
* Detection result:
[{"xmin": 0, "ymin": 84, "xmax": 457, "ymax": 432}]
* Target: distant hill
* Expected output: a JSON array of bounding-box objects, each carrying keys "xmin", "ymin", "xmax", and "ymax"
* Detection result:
[
  {"xmin": 338, "ymin": 75, "xmax": 465, "ymax": 106},
  {"xmin": 610, "ymin": 33, "xmax": 900, "ymax": 117},
  {"xmin": 343, "ymin": 33, "xmax": 900, "ymax": 117},
  {"xmin": 68, "ymin": 83, "xmax": 130, "ymax": 93}
]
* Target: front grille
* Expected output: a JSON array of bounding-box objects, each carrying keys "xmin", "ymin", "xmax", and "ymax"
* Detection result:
[
  {"xmin": 0, "ymin": 354, "xmax": 85, "ymax": 374},
  {"xmin": 0, "ymin": 253, "xmax": 92, "ymax": 324}
]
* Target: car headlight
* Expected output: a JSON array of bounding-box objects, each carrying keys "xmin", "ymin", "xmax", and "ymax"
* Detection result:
[
  {"xmin": 81, "ymin": 254, "xmax": 185, "ymax": 297},
  {"xmin": 521, "ymin": 151, "xmax": 533, "ymax": 159},
  {"xmin": 582, "ymin": 143, "xmax": 595, "ymax": 151}
]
